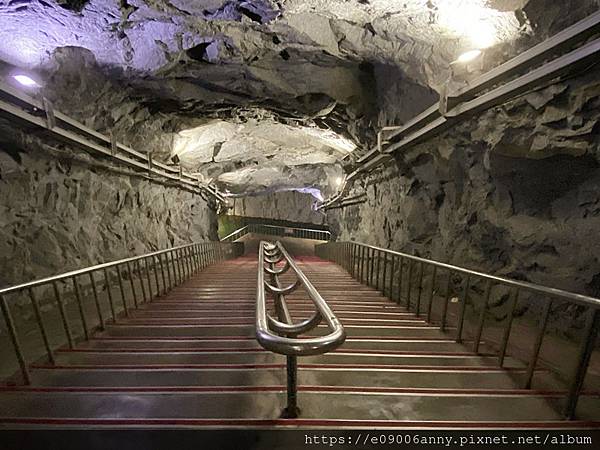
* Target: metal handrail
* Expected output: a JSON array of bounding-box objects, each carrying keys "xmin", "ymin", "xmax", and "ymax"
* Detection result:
[
  {"xmin": 326, "ymin": 242, "xmax": 600, "ymax": 309},
  {"xmin": 0, "ymin": 80, "xmax": 226, "ymax": 204},
  {"xmin": 316, "ymin": 12, "xmax": 600, "ymax": 211},
  {"xmin": 0, "ymin": 241, "xmax": 242, "ymax": 385},
  {"xmin": 256, "ymin": 240, "xmax": 345, "ymax": 417},
  {"xmin": 316, "ymin": 241, "xmax": 600, "ymax": 421},
  {"xmin": 221, "ymin": 223, "xmax": 331, "ymax": 242}
]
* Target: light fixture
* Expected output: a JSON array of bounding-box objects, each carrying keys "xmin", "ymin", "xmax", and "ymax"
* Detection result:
[
  {"xmin": 454, "ymin": 49, "xmax": 483, "ymax": 64},
  {"xmin": 437, "ymin": 1, "xmax": 499, "ymax": 49},
  {"xmin": 13, "ymin": 74, "xmax": 40, "ymax": 87}
]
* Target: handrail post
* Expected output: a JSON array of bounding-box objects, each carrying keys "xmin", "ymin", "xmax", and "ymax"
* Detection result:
[
  {"xmin": 89, "ymin": 272, "xmax": 105, "ymax": 329},
  {"xmin": 282, "ymin": 355, "xmax": 299, "ymax": 418},
  {"xmin": 116, "ymin": 266, "xmax": 129, "ymax": 317},
  {"xmin": 388, "ymin": 254, "xmax": 395, "ymax": 299},
  {"xmin": 0, "ymin": 294, "xmax": 31, "ymax": 384},
  {"xmin": 498, "ymin": 288, "xmax": 519, "ymax": 367},
  {"xmin": 257, "ymin": 240, "xmax": 346, "ymax": 419},
  {"xmin": 73, "ymin": 276, "xmax": 90, "ymax": 339},
  {"xmin": 126, "ymin": 262, "xmax": 138, "ymax": 308},
  {"xmin": 564, "ymin": 308, "xmax": 600, "ymax": 419},
  {"xmin": 397, "ymin": 257, "xmax": 403, "ymax": 304},
  {"xmin": 382, "ymin": 252, "xmax": 388, "ymax": 296},
  {"xmin": 473, "ymin": 280, "xmax": 492, "ymax": 354},
  {"xmin": 28, "ymin": 287, "xmax": 55, "ymax": 364},
  {"xmin": 103, "ymin": 269, "xmax": 117, "ymax": 323},
  {"xmin": 376, "ymin": 250, "xmax": 381, "ymax": 291},
  {"xmin": 440, "ymin": 270, "xmax": 452, "ymax": 331},
  {"xmin": 455, "ymin": 275, "xmax": 471, "ymax": 343},
  {"xmin": 406, "ymin": 259, "xmax": 413, "ymax": 310},
  {"xmin": 415, "ymin": 262, "xmax": 424, "ymax": 316},
  {"xmin": 524, "ymin": 299, "xmax": 552, "ymax": 389},
  {"xmin": 53, "ymin": 281, "xmax": 75, "ymax": 348},
  {"xmin": 360, "ymin": 245, "xmax": 365, "ymax": 284},
  {"xmin": 369, "ymin": 248, "xmax": 375, "ymax": 286},
  {"xmin": 136, "ymin": 260, "xmax": 148, "ymax": 303}
]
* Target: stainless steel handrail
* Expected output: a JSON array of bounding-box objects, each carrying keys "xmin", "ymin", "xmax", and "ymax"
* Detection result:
[
  {"xmin": 256, "ymin": 240, "xmax": 345, "ymax": 417},
  {"xmin": 327, "ymin": 242, "xmax": 600, "ymax": 309},
  {"xmin": 0, "ymin": 241, "xmax": 242, "ymax": 385},
  {"xmin": 316, "ymin": 12, "xmax": 600, "ymax": 211},
  {"xmin": 0, "ymin": 80, "xmax": 226, "ymax": 204},
  {"xmin": 316, "ymin": 240, "xmax": 600, "ymax": 421},
  {"xmin": 221, "ymin": 223, "xmax": 331, "ymax": 242}
]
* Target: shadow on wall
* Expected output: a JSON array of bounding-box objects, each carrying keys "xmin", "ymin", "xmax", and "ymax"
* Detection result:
[{"xmin": 490, "ymin": 153, "xmax": 600, "ymax": 216}]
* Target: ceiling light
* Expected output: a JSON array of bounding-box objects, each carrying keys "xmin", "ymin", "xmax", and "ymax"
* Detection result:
[
  {"xmin": 13, "ymin": 74, "xmax": 40, "ymax": 87},
  {"xmin": 455, "ymin": 49, "xmax": 482, "ymax": 64},
  {"xmin": 437, "ymin": 1, "xmax": 499, "ymax": 49}
]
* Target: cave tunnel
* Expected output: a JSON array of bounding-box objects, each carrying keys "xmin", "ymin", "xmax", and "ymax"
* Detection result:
[{"xmin": 0, "ymin": 0, "xmax": 600, "ymax": 445}]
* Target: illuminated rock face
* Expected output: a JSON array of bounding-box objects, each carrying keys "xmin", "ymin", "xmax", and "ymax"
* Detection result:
[
  {"xmin": 0, "ymin": 0, "xmax": 597, "ymax": 195},
  {"xmin": 0, "ymin": 0, "xmax": 553, "ymax": 195},
  {"xmin": 327, "ymin": 69, "xmax": 600, "ymax": 332}
]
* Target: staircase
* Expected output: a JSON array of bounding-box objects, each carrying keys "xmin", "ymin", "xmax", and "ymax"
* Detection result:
[{"xmin": 1, "ymin": 255, "xmax": 599, "ymax": 428}]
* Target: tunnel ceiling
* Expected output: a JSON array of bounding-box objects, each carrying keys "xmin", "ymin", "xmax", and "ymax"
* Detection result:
[{"xmin": 0, "ymin": 0, "xmax": 582, "ymax": 198}]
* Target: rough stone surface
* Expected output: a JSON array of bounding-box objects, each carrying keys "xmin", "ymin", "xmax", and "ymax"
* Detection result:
[
  {"xmin": 2, "ymin": 0, "xmax": 587, "ymax": 196},
  {"xmin": 327, "ymin": 67, "xmax": 600, "ymax": 335},
  {"xmin": 229, "ymin": 191, "xmax": 326, "ymax": 225},
  {"xmin": 0, "ymin": 127, "xmax": 217, "ymax": 290}
]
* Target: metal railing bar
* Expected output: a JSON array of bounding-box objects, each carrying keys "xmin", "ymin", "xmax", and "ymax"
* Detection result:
[
  {"xmin": 136, "ymin": 260, "xmax": 147, "ymax": 304},
  {"xmin": 103, "ymin": 269, "xmax": 117, "ymax": 324},
  {"xmin": 88, "ymin": 272, "xmax": 105, "ymax": 330},
  {"xmin": 524, "ymin": 300, "xmax": 553, "ymax": 389},
  {"xmin": 472, "ymin": 280, "xmax": 492, "ymax": 354},
  {"xmin": 256, "ymin": 242, "xmax": 345, "ymax": 356},
  {"xmin": 28, "ymin": 287, "xmax": 54, "ymax": 365},
  {"xmin": 416, "ymin": 262, "xmax": 425, "ymax": 317},
  {"xmin": 144, "ymin": 258, "xmax": 153, "ymax": 300},
  {"xmin": 127, "ymin": 262, "xmax": 138, "ymax": 309},
  {"xmin": 316, "ymin": 241, "xmax": 600, "ymax": 421},
  {"xmin": 0, "ymin": 294, "xmax": 31, "ymax": 384},
  {"xmin": 440, "ymin": 270, "xmax": 452, "ymax": 332},
  {"xmin": 498, "ymin": 288, "xmax": 520, "ymax": 367},
  {"xmin": 116, "ymin": 266, "xmax": 128, "ymax": 318},
  {"xmin": 406, "ymin": 259, "xmax": 413, "ymax": 309},
  {"xmin": 564, "ymin": 309, "xmax": 600, "ymax": 419},
  {"xmin": 426, "ymin": 265, "xmax": 437, "ymax": 323},
  {"xmin": 0, "ymin": 82, "xmax": 226, "ymax": 204},
  {"xmin": 455, "ymin": 276, "xmax": 472, "ymax": 343},
  {"xmin": 52, "ymin": 281, "xmax": 74, "ymax": 349},
  {"xmin": 158, "ymin": 254, "xmax": 167, "ymax": 295},
  {"xmin": 0, "ymin": 243, "xmax": 210, "ymax": 297},
  {"xmin": 332, "ymin": 243, "xmax": 600, "ymax": 309},
  {"xmin": 396, "ymin": 256, "xmax": 403, "ymax": 304},
  {"xmin": 72, "ymin": 276, "xmax": 89, "ymax": 340}
]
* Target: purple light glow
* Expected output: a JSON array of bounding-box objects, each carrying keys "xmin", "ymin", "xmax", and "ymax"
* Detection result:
[{"xmin": 13, "ymin": 74, "xmax": 39, "ymax": 87}]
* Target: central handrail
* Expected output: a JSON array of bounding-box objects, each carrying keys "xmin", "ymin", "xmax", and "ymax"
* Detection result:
[{"xmin": 256, "ymin": 240, "xmax": 345, "ymax": 417}]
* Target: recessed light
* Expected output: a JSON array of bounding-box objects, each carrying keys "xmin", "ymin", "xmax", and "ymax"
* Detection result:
[
  {"xmin": 13, "ymin": 74, "xmax": 40, "ymax": 87},
  {"xmin": 455, "ymin": 49, "xmax": 483, "ymax": 64}
]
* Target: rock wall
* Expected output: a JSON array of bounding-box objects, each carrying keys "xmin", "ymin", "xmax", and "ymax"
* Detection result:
[
  {"xmin": 0, "ymin": 127, "xmax": 217, "ymax": 290},
  {"xmin": 229, "ymin": 191, "xmax": 327, "ymax": 225},
  {"xmin": 327, "ymin": 66, "xmax": 600, "ymax": 310}
]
